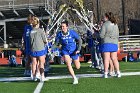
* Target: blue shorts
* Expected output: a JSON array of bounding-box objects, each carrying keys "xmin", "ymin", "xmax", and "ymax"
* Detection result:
[
  {"xmin": 30, "ymin": 49, "xmax": 47, "ymax": 57},
  {"xmin": 61, "ymin": 50, "xmax": 79, "ymax": 60},
  {"xmin": 100, "ymin": 43, "xmax": 118, "ymax": 52}
]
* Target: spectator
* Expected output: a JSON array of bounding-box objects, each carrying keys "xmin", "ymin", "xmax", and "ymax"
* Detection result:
[
  {"xmin": 22, "ymin": 14, "xmax": 33, "ymax": 76},
  {"xmin": 29, "ymin": 17, "xmax": 47, "ymax": 81},
  {"xmin": 87, "ymin": 30, "xmax": 100, "ymax": 69},
  {"xmin": 100, "ymin": 12, "xmax": 121, "ymax": 78}
]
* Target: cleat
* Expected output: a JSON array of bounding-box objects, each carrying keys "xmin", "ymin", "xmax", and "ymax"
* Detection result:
[
  {"xmin": 40, "ymin": 76, "xmax": 45, "ymax": 82},
  {"xmin": 117, "ymin": 73, "xmax": 121, "ymax": 78},
  {"xmin": 103, "ymin": 74, "xmax": 108, "ymax": 78},
  {"xmin": 73, "ymin": 78, "xmax": 78, "ymax": 84}
]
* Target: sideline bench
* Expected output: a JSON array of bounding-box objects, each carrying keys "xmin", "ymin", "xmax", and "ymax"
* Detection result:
[{"xmin": 119, "ymin": 35, "xmax": 140, "ymax": 61}]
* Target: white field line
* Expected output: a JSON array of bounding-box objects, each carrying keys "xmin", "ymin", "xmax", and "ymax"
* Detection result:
[
  {"xmin": 0, "ymin": 77, "xmax": 31, "ymax": 82},
  {"xmin": 34, "ymin": 81, "xmax": 44, "ymax": 93},
  {"xmin": 1, "ymin": 72, "xmax": 140, "ymax": 82}
]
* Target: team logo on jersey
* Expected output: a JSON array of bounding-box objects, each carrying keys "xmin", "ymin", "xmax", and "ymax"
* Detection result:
[
  {"xmin": 62, "ymin": 36, "xmax": 72, "ymax": 39},
  {"xmin": 26, "ymin": 29, "xmax": 30, "ymax": 36}
]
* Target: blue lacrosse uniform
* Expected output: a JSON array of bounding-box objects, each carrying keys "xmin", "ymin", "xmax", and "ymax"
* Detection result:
[
  {"xmin": 87, "ymin": 30, "xmax": 94, "ymax": 48},
  {"xmin": 55, "ymin": 30, "xmax": 80, "ymax": 60},
  {"xmin": 45, "ymin": 41, "xmax": 53, "ymax": 54},
  {"xmin": 23, "ymin": 24, "xmax": 32, "ymax": 55},
  {"xmin": 53, "ymin": 47, "xmax": 61, "ymax": 57}
]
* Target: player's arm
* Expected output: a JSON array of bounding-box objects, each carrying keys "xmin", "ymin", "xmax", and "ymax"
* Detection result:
[
  {"xmin": 76, "ymin": 37, "xmax": 82, "ymax": 51},
  {"xmin": 72, "ymin": 30, "xmax": 82, "ymax": 54}
]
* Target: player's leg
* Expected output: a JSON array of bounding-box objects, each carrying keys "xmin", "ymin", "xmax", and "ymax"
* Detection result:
[
  {"xmin": 31, "ymin": 56, "xmax": 37, "ymax": 81},
  {"xmin": 110, "ymin": 52, "xmax": 121, "ymax": 77},
  {"xmin": 103, "ymin": 52, "xmax": 111, "ymax": 78},
  {"xmin": 73, "ymin": 56, "xmax": 80, "ymax": 70},
  {"xmin": 64, "ymin": 55, "xmax": 79, "ymax": 84},
  {"xmin": 72, "ymin": 54, "xmax": 81, "ymax": 84},
  {"xmin": 38, "ymin": 55, "xmax": 46, "ymax": 81}
]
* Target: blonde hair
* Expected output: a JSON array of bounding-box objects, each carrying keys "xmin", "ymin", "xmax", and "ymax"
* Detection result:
[{"xmin": 32, "ymin": 17, "xmax": 40, "ymax": 27}]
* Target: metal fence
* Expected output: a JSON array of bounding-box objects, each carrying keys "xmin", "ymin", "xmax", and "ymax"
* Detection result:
[{"xmin": 119, "ymin": 35, "xmax": 140, "ymax": 52}]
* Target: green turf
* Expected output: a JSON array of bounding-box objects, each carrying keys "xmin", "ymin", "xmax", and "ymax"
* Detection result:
[
  {"xmin": 120, "ymin": 62, "xmax": 140, "ymax": 72},
  {"xmin": 48, "ymin": 62, "xmax": 140, "ymax": 76},
  {"xmin": 48, "ymin": 63, "xmax": 100, "ymax": 76},
  {"xmin": 0, "ymin": 81, "xmax": 38, "ymax": 93},
  {"xmin": 0, "ymin": 62, "xmax": 140, "ymax": 93},
  {"xmin": 41, "ymin": 76, "xmax": 140, "ymax": 93},
  {"xmin": 0, "ymin": 66, "xmax": 25, "ymax": 77},
  {"xmin": 1, "ymin": 62, "xmax": 140, "ymax": 77}
]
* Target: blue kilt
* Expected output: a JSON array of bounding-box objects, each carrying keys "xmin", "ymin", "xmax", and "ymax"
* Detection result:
[
  {"xmin": 100, "ymin": 43, "xmax": 118, "ymax": 52},
  {"xmin": 30, "ymin": 49, "xmax": 47, "ymax": 57}
]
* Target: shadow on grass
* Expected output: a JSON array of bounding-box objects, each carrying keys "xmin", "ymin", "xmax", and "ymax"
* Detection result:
[
  {"xmin": 0, "ymin": 66, "xmax": 25, "ymax": 77},
  {"xmin": 47, "ymin": 64, "xmax": 100, "ymax": 76},
  {"xmin": 0, "ymin": 63, "xmax": 101, "ymax": 78}
]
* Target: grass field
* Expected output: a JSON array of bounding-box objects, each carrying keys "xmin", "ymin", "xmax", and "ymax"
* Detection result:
[
  {"xmin": 42, "ymin": 76, "xmax": 140, "ymax": 93},
  {"xmin": 0, "ymin": 81, "xmax": 38, "ymax": 93},
  {"xmin": 0, "ymin": 62, "xmax": 140, "ymax": 93}
]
